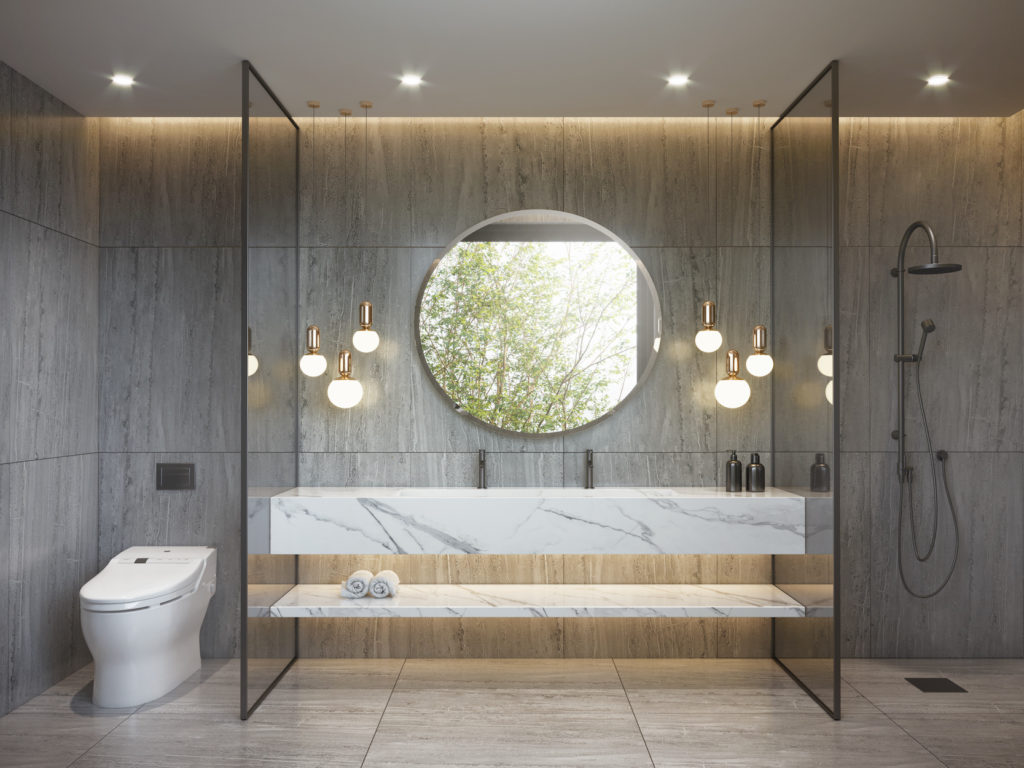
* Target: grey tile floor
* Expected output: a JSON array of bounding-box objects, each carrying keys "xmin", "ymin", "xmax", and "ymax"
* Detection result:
[{"xmin": 0, "ymin": 658, "xmax": 1021, "ymax": 767}]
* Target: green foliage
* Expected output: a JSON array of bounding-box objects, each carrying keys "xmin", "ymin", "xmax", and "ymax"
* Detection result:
[{"xmin": 419, "ymin": 240, "xmax": 639, "ymax": 433}]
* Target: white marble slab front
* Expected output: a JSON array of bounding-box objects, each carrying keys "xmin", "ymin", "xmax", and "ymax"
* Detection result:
[
  {"xmin": 255, "ymin": 583, "xmax": 807, "ymax": 619},
  {"xmin": 269, "ymin": 486, "xmax": 808, "ymax": 555}
]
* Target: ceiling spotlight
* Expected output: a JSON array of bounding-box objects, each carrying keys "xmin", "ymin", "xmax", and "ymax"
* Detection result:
[
  {"xmin": 667, "ymin": 74, "xmax": 690, "ymax": 87},
  {"xmin": 400, "ymin": 74, "xmax": 423, "ymax": 87},
  {"xmin": 111, "ymin": 74, "xmax": 134, "ymax": 87},
  {"xmin": 926, "ymin": 74, "xmax": 951, "ymax": 87}
]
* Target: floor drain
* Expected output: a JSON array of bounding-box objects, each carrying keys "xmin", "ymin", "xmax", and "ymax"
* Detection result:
[{"xmin": 905, "ymin": 677, "xmax": 967, "ymax": 693}]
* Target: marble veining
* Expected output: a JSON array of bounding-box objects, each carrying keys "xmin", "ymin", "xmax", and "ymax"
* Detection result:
[
  {"xmin": 258, "ymin": 583, "xmax": 806, "ymax": 619},
  {"xmin": 270, "ymin": 487, "xmax": 807, "ymax": 555}
]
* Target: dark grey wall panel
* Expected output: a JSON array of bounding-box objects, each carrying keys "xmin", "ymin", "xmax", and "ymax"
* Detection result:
[
  {"xmin": 6, "ymin": 454, "xmax": 97, "ymax": 710},
  {"xmin": 99, "ymin": 452, "xmax": 240, "ymax": 657},
  {"xmin": 564, "ymin": 118, "xmax": 714, "ymax": 248},
  {"xmin": 98, "ymin": 117, "xmax": 241, "ymax": 247},
  {"xmin": 0, "ymin": 463, "xmax": 9, "ymax": 714},
  {"xmin": 716, "ymin": 117, "xmax": 770, "ymax": 247},
  {"xmin": 868, "ymin": 117, "xmax": 1022, "ymax": 248},
  {"xmin": 1, "ymin": 65, "xmax": 99, "ymax": 245},
  {"xmin": 99, "ymin": 247, "xmax": 241, "ymax": 453},
  {"xmin": 0, "ymin": 213, "xmax": 99, "ymax": 464},
  {"xmin": 563, "ymin": 452, "xmax": 716, "ymax": 488}
]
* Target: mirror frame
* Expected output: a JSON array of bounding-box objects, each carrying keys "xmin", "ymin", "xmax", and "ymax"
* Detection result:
[{"xmin": 415, "ymin": 210, "xmax": 663, "ymax": 437}]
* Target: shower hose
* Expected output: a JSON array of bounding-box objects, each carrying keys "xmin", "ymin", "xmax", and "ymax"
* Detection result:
[{"xmin": 897, "ymin": 359, "xmax": 960, "ymax": 598}]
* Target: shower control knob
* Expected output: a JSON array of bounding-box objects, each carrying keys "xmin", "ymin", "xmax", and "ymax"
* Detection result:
[{"xmin": 891, "ymin": 430, "xmax": 900, "ymax": 440}]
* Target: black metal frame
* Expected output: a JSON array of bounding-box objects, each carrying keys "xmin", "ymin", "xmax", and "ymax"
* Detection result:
[
  {"xmin": 240, "ymin": 59, "xmax": 300, "ymax": 721},
  {"xmin": 769, "ymin": 59, "xmax": 842, "ymax": 720}
]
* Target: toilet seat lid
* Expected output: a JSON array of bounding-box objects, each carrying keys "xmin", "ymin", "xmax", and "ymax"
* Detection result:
[{"xmin": 81, "ymin": 548, "xmax": 210, "ymax": 606}]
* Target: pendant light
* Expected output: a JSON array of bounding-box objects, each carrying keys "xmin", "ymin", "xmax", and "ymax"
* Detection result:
[
  {"xmin": 714, "ymin": 349, "xmax": 751, "ymax": 409},
  {"xmin": 327, "ymin": 350, "xmax": 363, "ymax": 408},
  {"xmin": 299, "ymin": 325, "xmax": 328, "ymax": 377},
  {"xmin": 825, "ymin": 379, "xmax": 834, "ymax": 405},
  {"xmin": 352, "ymin": 301, "xmax": 380, "ymax": 353},
  {"xmin": 817, "ymin": 324, "xmax": 834, "ymax": 377},
  {"xmin": 745, "ymin": 324, "xmax": 774, "ymax": 377},
  {"xmin": 246, "ymin": 327, "xmax": 259, "ymax": 377},
  {"xmin": 695, "ymin": 300, "xmax": 723, "ymax": 353}
]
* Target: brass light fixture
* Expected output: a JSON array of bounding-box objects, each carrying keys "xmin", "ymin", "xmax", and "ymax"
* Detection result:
[
  {"xmin": 299, "ymin": 325, "xmax": 328, "ymax": 377},
  {"xmin": 694, "ymin": 300, "xmax": 723, "ymax": 353},
  {"xmin": 745, "ymin": 324, "xmax": 774, "ymax": 377},
  {"xmin": 352, "ymin": 301, "xmax": 380, "ymax": 353},
  {"xmin": 817, "ymin": 324, "xmax": 834, "ymax": 377},
  {"xmin": 246, "ymin": 327, "xmax": 259, "ymax": 377},
  {"xmin": 714, "ymin": 349, "xmax": 751, "ymax": 409},
  {"xmin": 327, "ymin": 350, "xmax": 363, "ymax": 408}
]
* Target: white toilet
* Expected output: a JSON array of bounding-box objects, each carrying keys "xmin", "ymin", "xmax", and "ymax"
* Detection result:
[{"xmin": 80, "ymin": 546, "xmax": 216, "ymax": 708}]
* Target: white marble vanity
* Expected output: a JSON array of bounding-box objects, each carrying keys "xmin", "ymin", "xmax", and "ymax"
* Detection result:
[{"xmin": 266, "ymin": 486, "xmax": 814, "ymax": 556}]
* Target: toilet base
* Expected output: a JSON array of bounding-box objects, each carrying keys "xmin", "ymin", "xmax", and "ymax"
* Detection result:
[{"xmin": 92, "ymin": 638, "xmax": 201, "ymax": 709}]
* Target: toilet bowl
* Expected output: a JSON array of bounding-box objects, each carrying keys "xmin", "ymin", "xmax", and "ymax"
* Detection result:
[{"xmin": 80, "ymin": 546, "xmax": 216, "ymax": 708}]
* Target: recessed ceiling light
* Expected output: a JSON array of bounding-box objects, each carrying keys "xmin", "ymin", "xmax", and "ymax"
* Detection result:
[
  {"xmin": 400, "ymin": 74, "xmax": 423, "ymax": 87},
  {"xmin": 667, "ymin": 74, "xmax": 690, "ymax": 87},
  {"xmin": 926, "ymin": 74, "xmax": 951, "ymax": 86},
  {"xmin": 111, "ymin": 74, "xmax": 134, "ymax": 87}
]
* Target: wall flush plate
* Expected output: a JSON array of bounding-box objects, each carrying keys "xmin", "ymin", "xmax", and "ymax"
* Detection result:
[{"xmin": 156, "ymin": 463, "xmax": 195, "ymax": 490}]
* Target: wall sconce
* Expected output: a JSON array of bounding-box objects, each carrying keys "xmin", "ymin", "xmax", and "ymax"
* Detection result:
[
  {"xmin": 327, "ymin": 350, "xmax": 363, "ymax": 408},
  {"xmin": 694, "ymin": 301, "xmax": 723, "ymax": 353},
  {"xmin": 714, "ymin": 349, "xmax": 751, "ymax": 408},
  {"xmin": 299, "ymin": 325, "xmax": 328, "ymax": 377},
  {"xmin": 817, "ymin": 324, "xmax": 834, "ymax": 377},
  {"xmin": 745, "ymin": 324, "xmax": 774, "ymax": 377},
  {"xmin": 246, "ymin": 327, "xmax": 259, "ymax": 377},
  {"xmin": 352, "ymin": 301, "xmax": 380, "ymax": 353}
]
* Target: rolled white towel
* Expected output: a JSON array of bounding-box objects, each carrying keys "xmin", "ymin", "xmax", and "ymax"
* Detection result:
[
  {"xmin": 369, "ymin": 569, "xmax": 400, "ymax": 598},
  {"xmin": 341, "ymin": 569, "xmax": 373, "ymax": 599}
]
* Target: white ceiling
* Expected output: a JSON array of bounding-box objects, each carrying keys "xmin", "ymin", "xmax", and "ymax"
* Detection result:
[{"xmin": 0, "ymin": 0, "xmax": 1021, "ymax": 118}]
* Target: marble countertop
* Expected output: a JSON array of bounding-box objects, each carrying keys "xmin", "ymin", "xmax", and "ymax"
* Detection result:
[
  {"xmin": 252, "ymin": 583, "xmax": 809, "ymax": 619},
  {"xmin": 269, "ymin": 485, "xmax": 809, "ymax": 556}
]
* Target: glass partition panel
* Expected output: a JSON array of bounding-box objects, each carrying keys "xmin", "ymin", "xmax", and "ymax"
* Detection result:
[
  {"xmin": 770, "ymin": 61, "xmax": 840, "ymax": 719},
  {"xmin": 241, "ymin": 61, "xmax": 298, "ymax": 719}
]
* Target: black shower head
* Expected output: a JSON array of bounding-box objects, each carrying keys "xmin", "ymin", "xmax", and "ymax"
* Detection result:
[{"xmin": 908, "ymin": 261, "xmax": 962, "ymax": 275}]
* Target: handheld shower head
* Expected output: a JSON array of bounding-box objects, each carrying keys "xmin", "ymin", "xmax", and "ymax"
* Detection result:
[{"xmin": 916, "ymin": 319, "xmax": 936, "ymax": 360}]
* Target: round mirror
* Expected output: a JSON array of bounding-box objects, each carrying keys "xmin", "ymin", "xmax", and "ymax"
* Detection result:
[{"xmin": 416, "ymin": 211, "xmax": 661, "ymax": 435}]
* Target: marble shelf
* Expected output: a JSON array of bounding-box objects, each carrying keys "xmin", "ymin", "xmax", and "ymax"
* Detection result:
[
  {"xmin": 249, "ymin": 583, "xmax": 810, "ymax": 619},
  {"xmin": 268, "ymin": 486, "xmax": 811, "ymax": 555},
  {"xmin": 776, "ymin": 584, "xmax": 835, "ymax": 618}
]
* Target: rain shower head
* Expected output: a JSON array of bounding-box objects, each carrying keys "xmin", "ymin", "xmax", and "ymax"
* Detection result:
[{"xmin": 908, "ymin": 261, "xmax": 962, "ymax": 275}]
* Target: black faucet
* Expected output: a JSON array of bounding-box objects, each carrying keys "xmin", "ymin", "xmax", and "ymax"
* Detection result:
[
  {"xmin": 585, "ymin": 449, "xmax": 594, "ymax": 489},
  {"xmin": 478, "ymin": 449, "xmax": 487, "ymax": 489}
]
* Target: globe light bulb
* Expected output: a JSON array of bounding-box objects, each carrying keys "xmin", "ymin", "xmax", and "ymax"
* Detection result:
[
  {"xmin": 327, "ymin": 350, "xmax": 363, "ymax": 408},
  {"xmin": 327, "ymin": 377, "xmax": 363, "ymax": 408},
  {"xmin": 825, "ymin": 379, "xmax": 834, "ymax": 405},
  {"xmin": 745, "ymin": 353, "xmax": 774, "ymax": 377},
  {"xmin": 299, "ymin": 325, "xmax": 328, "ymax": 377},
  {"xmin": 817, "ymin": 353, "xmax": 834, "ymax": 378},
  {"xmin": 352, "ymin": 329, "xmax": 380, "ymax": 353},
  {"xmin": 694, "ymin": 301, "xmax": 723, "ymax": 353},
  {"xmin": 714, "ymin": 349, "xmax": 752, "ymax": 409},
  {"xmin": 745, "ymin": 325, "xmax": 773, "ymax": 377},
  {"xmin": 247, "ymin": 354, "xmax": 259, "ymax": 377},
  {"xmin": 715, "ymin": 378, "xmax": 752, "ymax": 409},
  {"xmin": 299, "ymin": 353, "xmax": 327, "ymax": 377},
  {"xmin": 353, "ymin": 301, "xmax": 380, "ymax": 353},
  {"xmin": 695, "ymin": 329, "xmax": 723, "ymax": 353}
]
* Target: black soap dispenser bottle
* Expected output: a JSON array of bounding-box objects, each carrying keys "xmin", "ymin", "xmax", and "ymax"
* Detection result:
[
  {"xmin": 725, "ymin": 451, "xmax": 743, "ymax": 492},
  {"xmin": 746, "ymin": 453, "xmax": 765, "ymax": 493},
  {"xmin": 810, "ymin": 453, "xmax": 831, "ymax": 492}
]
